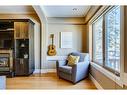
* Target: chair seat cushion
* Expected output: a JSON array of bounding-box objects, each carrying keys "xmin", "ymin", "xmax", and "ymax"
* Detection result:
[{"xmin": 59, "ymin": 66, "xmax": 72, "ymax": 74}]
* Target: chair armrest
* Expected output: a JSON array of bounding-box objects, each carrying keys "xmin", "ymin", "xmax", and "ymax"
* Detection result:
[
  {"xmin": 72, "ymin": 62, "xmax": 88, "ymax": 71},
  {"xmin": 56, "ymin": 60, "xmax": 67, "ymax": 76},
  {"xmin": 72, "ymin": 61, "xmax": 90, "ymax": 83}
]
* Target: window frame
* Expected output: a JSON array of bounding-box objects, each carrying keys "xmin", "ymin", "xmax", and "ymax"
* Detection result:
[{"xmin": 92, "ymin": 6, "xmax": 121, "ymax": 76}]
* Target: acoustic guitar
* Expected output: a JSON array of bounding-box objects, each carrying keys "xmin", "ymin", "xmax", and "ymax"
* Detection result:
[{"xmin": 47, "ymin": 34, "xmax": 57, "ymax": 56}]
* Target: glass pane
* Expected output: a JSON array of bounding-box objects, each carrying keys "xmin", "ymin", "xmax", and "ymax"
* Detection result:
[
  {"xmin": 105, "ymin": 6, "xmax": 120, "ymax": 72},
  {"xmin": 93, "ymin": 17, "xmax": 103, "ymax": 64}
]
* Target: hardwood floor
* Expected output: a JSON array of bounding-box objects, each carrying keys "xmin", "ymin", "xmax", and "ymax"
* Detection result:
[{"xmin": 6, "ymin": 73, "xmax": 96, "ymax": 89}]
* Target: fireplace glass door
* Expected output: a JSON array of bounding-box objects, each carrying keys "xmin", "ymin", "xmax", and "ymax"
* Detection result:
[{"xmin": 0, "ymin": 54, "xmax": 9, "ymax": 67}]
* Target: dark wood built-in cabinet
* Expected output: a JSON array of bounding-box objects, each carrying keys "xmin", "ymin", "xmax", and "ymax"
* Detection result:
[
  {"xmin": 15, "ymin": 59, "xmax": 29, "ymax": 75},
  {"xmin": 14, "ymin": 22, "xmax": 29, "ymax": 39},
  {"xmin": 0, "ymin": 19, "xmax": 35, "ymax": 77}
]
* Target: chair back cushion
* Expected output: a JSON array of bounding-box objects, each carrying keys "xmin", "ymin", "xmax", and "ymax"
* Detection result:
[
  {"xmin": 69, "ymin": 52, "xmax": 85, "ymax": 62},
  {"xmin": 67, "ymin": 55, "xmax": 80, "ymax": 66}
]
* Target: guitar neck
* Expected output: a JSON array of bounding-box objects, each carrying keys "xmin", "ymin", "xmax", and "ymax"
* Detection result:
[
  {"xmin": 52, "ymin": 37, "xmax": 53, "ymax": 46},
  {"xmin": 51, "ymin": 36, "xmax": 54, "ymax": 46}
]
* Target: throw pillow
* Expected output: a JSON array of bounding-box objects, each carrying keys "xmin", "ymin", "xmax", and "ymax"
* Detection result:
[
  {"xmin": 69, "ymin": 52, "xmax": 84, "ymax": 62},
  {"xmin": 67, "ymin": 55, "xmax": 80, "ymax": 66}
]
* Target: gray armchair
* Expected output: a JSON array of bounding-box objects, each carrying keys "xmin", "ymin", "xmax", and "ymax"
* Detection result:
[{"xmin": 56, "ymin": 52, "xmax": 90, "ymax": 84}]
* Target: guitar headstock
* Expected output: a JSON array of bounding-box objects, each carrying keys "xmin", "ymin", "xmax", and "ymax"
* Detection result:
[{"xmin": 50, "ymin": 34, "xmax": 54, "ymax": 38}]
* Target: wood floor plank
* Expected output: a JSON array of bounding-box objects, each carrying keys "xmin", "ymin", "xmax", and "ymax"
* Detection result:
[{"xmin": 6, "ymin": 73, "xmax": 96, "ymax": 89}]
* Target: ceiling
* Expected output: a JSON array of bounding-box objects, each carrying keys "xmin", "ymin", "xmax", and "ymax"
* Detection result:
[
  {"xmin": 42, "ymin": 6, "xmax": 91, "ymax": 17},
  {"xmin": 0, "ymin": 6, "xmax": 36, "ymax": 14},
  {"xmin": 0, "ymin": 6, "xmax": 91, "ymax": 17}
]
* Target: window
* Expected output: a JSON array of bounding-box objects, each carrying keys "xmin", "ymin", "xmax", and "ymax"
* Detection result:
[
  {"xmin": 105, "ymin": 6, "xmax": 120, "ymax": 72},
  {"xmin": 92, "ymin": 6, "xmax": 121, "ymax": 73},
  {"xmin": 93, "ymin": 17, "xmax": 103, "ymax": 64}
]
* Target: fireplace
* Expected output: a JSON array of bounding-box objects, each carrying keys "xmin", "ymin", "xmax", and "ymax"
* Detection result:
[
  {"xmin": 0, "ymin": 50, "xmax": 13, "ymax": 77},
  {"xmin": 0, "ymin": 54, "xmax": 10, "ymax": 67}
]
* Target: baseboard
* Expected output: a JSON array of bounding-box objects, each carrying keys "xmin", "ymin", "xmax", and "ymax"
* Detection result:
[
  {"xmin": 89, "ymin": 74, "xmax": 103, "ymax": 89},
  {"xmin": 33, "ymin": 69, "xmax": 56, "ymax": 74},
  {"xmin": 47, "ymin": 69, "xmax": 56, "ymax": 72},
  {"xmin": 33, "ymin": 69, "xmax": 46, "ymax": 74}
]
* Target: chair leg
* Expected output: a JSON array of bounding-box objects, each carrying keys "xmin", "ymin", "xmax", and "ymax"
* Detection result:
[{"xmin": 72, "ymin": 81, "xmax": 77, "ymax": 85}]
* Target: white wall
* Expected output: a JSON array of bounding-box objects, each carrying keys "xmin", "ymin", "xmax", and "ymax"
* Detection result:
[
  {"xmin": 33, "ymin": 6, "xmax": 48, "ymax": 70},
  {"xmin": 47, "ymin": 24, "xmax": 86, "ymax": 55},
  {"xmin": 46, "ymin": 17, "xmax": 87, "ymax": 69}
]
